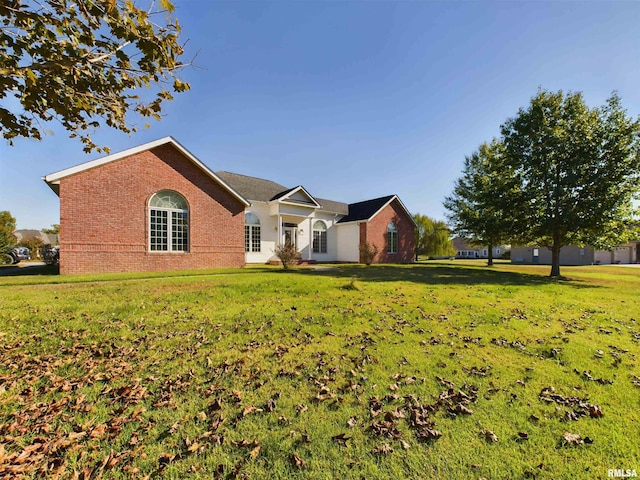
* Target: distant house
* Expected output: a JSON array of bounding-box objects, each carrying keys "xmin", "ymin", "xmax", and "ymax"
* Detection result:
[
  {"xmin": 511, "ymin": 242, "xmax": 640, "ymax": 265},
  {"xmin": 13, "ymin": 229, "xmax": 56, "ymax": 245},
  {"xmin": 44, "ymin": 137, "xmax": 416, "ymax": 274},
  {"xmin": 452, "ymin": 237, "xmax": 508, "ymax": 260}
]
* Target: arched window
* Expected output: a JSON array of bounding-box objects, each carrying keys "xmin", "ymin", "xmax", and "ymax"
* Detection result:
[
  {"xmin": 387, "ymin": 222, "xmax": 398, "ymax": 254},
  {"xmin": 312, "ymin": 220, "xmax": 327, "ymax": 254},
  {"xmin": 245, "ymin": 212, "xmax": 261, "ymax": 253},
  {"xmin": 149, "ymin": 190, "xmax": 189, "ymax": 252}
]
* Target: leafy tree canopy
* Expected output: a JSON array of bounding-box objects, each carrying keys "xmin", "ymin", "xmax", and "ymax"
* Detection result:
[
  {"xmin": 41, "ymin": 223, "xmax": 59, "ymax": 234},
  {"xmin": 413, "ymin": 213, "xmax": 455, "ymax": 258},
  {"xmin": 446, "ymin": 89, "xmax": 640, "ymax": 277},
  {"xmin": 444, "ymin": 139, "xmax": 521, "ymax": 265},
  {"xmin": 502, "ymin": 90, "xmax": 640, "ymax": 276},
  {"xmin": 1, "ymin": 0, "xmax": 190, "ymax": 153},
  {"xmin": 0, "ymin": 211, "xmax": 17, "ymax": 253}
]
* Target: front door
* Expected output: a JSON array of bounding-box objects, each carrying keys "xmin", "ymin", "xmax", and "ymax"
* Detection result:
[{"xmin": 284, "ymin": 227, "xmax": 297, "ymax": 249}]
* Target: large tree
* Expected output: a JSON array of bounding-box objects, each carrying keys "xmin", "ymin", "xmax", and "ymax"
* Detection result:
[
  {"xmin": 0, "ymin": 211, "xmax": 17, "ymax": 256},
  {"xmin": 413, "ymin": 213, "xmax": 455, "ymax": 259},
  {"xmin": 1, "ymin": 0, "xmax": 190, "ymax": 153},
  {"xmin": 444, "ymin": 139, "xmax": 522, "ymax": 266},
  {"xmin": 501, "ymin": 90, "xmax": 640, "ymax": 277}
]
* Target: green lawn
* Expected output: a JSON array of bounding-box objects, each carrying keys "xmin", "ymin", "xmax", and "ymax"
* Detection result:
[{"xmin": 0, "ymin": 262, "xmax": 638, "ymax": 479}]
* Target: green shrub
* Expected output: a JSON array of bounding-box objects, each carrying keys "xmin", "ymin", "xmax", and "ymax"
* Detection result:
[{"xmin": 359, "ymin": 242, "xmax": 378, "ymax": 265}]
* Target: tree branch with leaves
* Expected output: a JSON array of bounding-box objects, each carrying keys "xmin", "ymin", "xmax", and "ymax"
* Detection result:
[{"xmin": 0, "ymin": 0, "xmax": 191, "ymax": 153}]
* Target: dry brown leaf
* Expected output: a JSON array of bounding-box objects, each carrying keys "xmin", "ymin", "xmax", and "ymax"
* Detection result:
[
  {"xmin": 331, "ymin": 433, "xmax": 350, "ymax": 447},
  {"xmin": 290, "ymin": 453, "xmax": 306, "ymax": 469},
  {"xmin": 481, "ymin": 428, "xmax": 498, "ymax": 443},
  {"xmin": 249, "ymin": 445, "xmax": 261, "ymax": 459},
  {"xmin": 372, "ymin": 443, "xmax": 393, "ymax": 455},
  {"xmin": 562, "ymin": 432, "xmax": 583, "ymax": 446}
]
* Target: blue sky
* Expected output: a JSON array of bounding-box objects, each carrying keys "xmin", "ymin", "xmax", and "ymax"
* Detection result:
[{"xmin": 2, "ymin": 1, "xmax": 640, "ymax": 229}]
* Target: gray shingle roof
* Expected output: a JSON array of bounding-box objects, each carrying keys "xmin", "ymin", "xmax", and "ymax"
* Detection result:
[
  {"xmin": 216, "ymin": 171, "xmax": 288, "ymax": 202},
  {"xmin": 216, "ymin": 171, "xmax": 348, "ymax": 214}
]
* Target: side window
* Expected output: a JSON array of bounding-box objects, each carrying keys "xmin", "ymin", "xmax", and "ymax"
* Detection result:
[
  {"xmin": 245, "ymin": 212, "xmax": 261, "ymax": 253},
  {"xmin": 387, "ymin": 222, "xmax": 398, "ymax": 254},
  {"xmin": 149, "ymin": 190, "xmax": 189, "ymax": 252},
  {"xmin": 312, "ymin": 220, "xmax": 327, "ymax": 254}
]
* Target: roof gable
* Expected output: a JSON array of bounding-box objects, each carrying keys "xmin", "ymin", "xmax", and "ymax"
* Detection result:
[
  {"xmin": 216, "ymin": 172, "xmax": 349, "ymax": 214},
  {"xmin": 43, "ymin": 137, "xmax": 250, "ymax": 206},
  {"xmin": 272, "ymin": 185, "xmax": 321, "ymax": 208},
  {"xmin": 338, "ymin": 195, "xmax": 417, "ymax": 226}
]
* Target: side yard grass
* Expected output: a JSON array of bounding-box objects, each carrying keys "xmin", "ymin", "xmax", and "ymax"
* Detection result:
[{"xmin": 0, "ymin": 263, "xmax": 638, "ymax": 479}]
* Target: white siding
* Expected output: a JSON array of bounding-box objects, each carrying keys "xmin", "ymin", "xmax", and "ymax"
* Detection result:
[
  {"xmin": 594, "ymin": 250, "xmax": 613, "ymax": 265},
  {"xmin": 245, "ymin": 203, "xmax": 278, "ymax": 264},
  {"xmin": 336, "ymin": 223, "xmax": 360, "ymax": 262},
  {"xmin": 613, "ymin": 246, "xmax": 632, "ymax": 264}
]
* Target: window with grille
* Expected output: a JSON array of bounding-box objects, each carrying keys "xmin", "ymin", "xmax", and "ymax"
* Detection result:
[
  {"xmin": 312, "ymin": 220, "xmax": 327, "ymax": 253},
  {"xmin": 245, "ymin": 212, "xmax": 261, "ymax": 252},
  {"xmin": 149, "ymin": 190, "xmax": 189, "ymax": 252},
  {"xmin": 387, "ymin": 222, "xmax": 398, "ymax": 254}
]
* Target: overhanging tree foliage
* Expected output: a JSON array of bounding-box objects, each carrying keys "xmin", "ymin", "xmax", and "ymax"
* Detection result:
[
  {"xmin": 413, "ymin": 213, "xmax": 455, "ymax": 259},
  {"xmin": 1, "ymin": 0, "xmax": 190, "ymax": 153},
  {"xmin": 443, "ymin": 139, "xmax": 521, "ymax": 266},
  {"xmin": 501, "ymin": 90, "xmax": 640, "ymax": 277}
]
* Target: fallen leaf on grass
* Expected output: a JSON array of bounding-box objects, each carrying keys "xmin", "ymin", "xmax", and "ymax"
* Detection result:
[
  {"xmin": 561, "ymin": 432, "xmax": 583, "ymax": 446},
  {"xmin": 249, "ymin": 445, "xmax": 261, "ymax": 459},
  {"xmin": 332, "ymin": 433, "xmax": 350, "ymax": 447},
  {"xmin": 480, "ymin": 429, "xmax": 498, "ymax": 443},
  {"xmin": 242, "ymin": 405, "xmax": 263, "ymax": 417},
  {"xmin": 372, "ymin": 443, "xmax": 393, "ymax": 455},
  {"xmin": 415, "ymin": 427, "xmax": 442, "ymax": 442},
  {"xmin": 158, "ymin": 452, "xmax": 176, "ymax": 468},
  {"xmin": 290, "ymin": 453, "xmax": 306, "ymax": 469}
]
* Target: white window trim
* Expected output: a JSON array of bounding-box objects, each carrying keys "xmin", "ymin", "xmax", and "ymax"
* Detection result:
[{"xmin": 149, "ymin": 191, "xmax": 189, "ymax": 253}]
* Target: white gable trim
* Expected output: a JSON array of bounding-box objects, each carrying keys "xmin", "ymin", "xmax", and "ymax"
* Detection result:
[
  {"xmin": 367, "ymin": 195, "xmax": 418, "ymax": 227},
  {"xmin": 42, "ymin": 136, "xmax": 250, "ymax": 206},
  {"xmin": 275, "ymin": 185, "xmax": 321, "ymax": 208}
]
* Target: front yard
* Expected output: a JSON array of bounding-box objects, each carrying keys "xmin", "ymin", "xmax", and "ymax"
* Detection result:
[{"xmin": 0, "ymin": 263, "xmax": 638, "ymax": 479}]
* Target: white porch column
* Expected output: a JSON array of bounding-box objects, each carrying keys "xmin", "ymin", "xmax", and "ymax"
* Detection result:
[
  {"xmin": 308, "ymin": 217, "xmax": 313, "ymax": 261},
  {"xmin": 277, "ymin": 214, "xmax": 282, "ymax": 246}
]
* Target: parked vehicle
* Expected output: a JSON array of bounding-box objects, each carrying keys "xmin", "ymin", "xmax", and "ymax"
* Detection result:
[
  {"xmin": 1, "ymin": 248, "xmax": 20, "ymax": 265},
  {"xmin": 41, "ymin": 245, "xmax": 59, "ymax": 265},
  {"xmin": 15, "ymin": 247, "xmax": 30, "ymax": 261}
]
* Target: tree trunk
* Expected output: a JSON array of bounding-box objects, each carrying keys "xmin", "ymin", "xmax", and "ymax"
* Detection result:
[
  {"xmin": 487, "ymin": 244, "xmax": 494, "ymax": 266},
  {"xmin": 550, "ymin": 241, "xmax": 561, "ymax": 277}
]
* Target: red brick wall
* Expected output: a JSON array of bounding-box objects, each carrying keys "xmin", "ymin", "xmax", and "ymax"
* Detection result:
[
  {"xmin": 360, "ymin": 199, "xmax": 415, "ymax": 263},
  {"xmin": 58, "ymin": 144, "xmax": 246, "ymax": 274}
]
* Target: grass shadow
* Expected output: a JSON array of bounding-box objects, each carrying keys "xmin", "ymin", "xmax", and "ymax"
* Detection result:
[
  {"xmin": 0, "ymin": 263, "xmax": 59, "ymax": 277},
  {"xmin": 296, "ymin": 262, "xmax": 596, "ymax": 288}
]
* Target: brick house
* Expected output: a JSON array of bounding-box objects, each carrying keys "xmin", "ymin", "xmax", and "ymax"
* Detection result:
[{"xmin": 44, "ymin": 137, "xmax": 415, "ymax": 274}]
